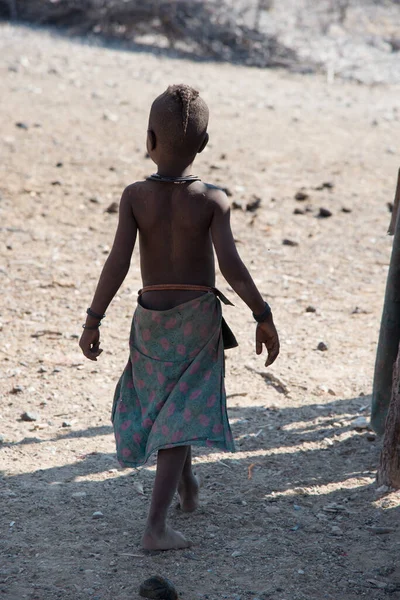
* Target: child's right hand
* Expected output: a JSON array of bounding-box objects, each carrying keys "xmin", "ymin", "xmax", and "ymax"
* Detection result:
[
  {"xmin": 255, "ymin": 318, "xmax": 280, "ymax": 367},
  {"xmin": 79, "ymin": 328, "xmax": 103, "ymax": 361}
]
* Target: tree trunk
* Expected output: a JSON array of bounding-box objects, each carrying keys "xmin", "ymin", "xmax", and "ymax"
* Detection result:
[
  {"xmin": 377, "ymin": 341, "xmax": 400, "ymax": 488},
  {"xmin": 371, "ymin": 168, "xmax": 400, "ymax": 435}
]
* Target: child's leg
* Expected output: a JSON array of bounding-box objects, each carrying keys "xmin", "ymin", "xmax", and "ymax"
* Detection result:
[
  {"xmin": 178, "ymin": 446, "xmax": 200, "ymax": 512},
  {"xmin": 142, "ymin": 445, "xmax": 192, "ymax": 551}
]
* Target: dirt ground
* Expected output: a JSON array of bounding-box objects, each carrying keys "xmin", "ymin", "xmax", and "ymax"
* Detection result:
[{"xmin": 1, "ymin": 22, "xmax": 400, "ymax": 600}]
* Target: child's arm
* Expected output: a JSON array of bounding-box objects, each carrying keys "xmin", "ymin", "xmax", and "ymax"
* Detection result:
[
  {"xmin": 210, "ymin": 190, "xmax": 280, "ymax": 367},
  {"xmin": 79, "ymin": 186, "xmax": 138, "ymax": 361}
]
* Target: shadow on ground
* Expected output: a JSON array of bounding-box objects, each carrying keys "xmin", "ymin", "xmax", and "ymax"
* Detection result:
[{"xmin": 1, "ymin": 394, "xmax": 399, "ymax": 600}]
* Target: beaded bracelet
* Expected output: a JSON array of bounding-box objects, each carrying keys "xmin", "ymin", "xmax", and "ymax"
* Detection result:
[
  {"xmin": 86, "ymin": 307, "xmax": 105, "ymax": 320},
  {"xmin": 253, "ymin": 301, "xmax": 272, "ymax": 323},
  {"xmin": 82, "ymin": 323, "xmax": 101, "ymax": 330}
]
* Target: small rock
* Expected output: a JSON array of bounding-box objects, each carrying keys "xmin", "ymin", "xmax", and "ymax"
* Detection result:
[
  {"xmin": 295, "ymin": 191, "xmax": 308, "ymax": 201},
  {"xmin": 294, "ymin": 208, "xmax": 305, "ymax": 215},
  {"xmin": 387, "ymin": 202, "xmax": 394, "ymax": 213},
  {"xmin": 62, "ymin": 421, "xmax": 72, "ymax": 428},
  {"xmin": 318, "ymin": 207, "xmax": 332, "ymax": 218},
  {"xmin": 20, "ymin": 411, "xmax": 39, "ymax": 422},
  {"xmin": 231, "ymin": 201, "xmax": 244, "ymax": 210},
  {"xmin": 220, "ymin": 153, "xmax": 227, "ymax": 160},
  {"xmin": 306, "ymin": 305, "xmax": 316, "ymax": 313},
  {"xmin": 139, "ymin": 576, "xmax": 178, "ymax": 600},
  {"xmin": 103, "ymin": 111, "xmax": 118, "ymax": 122},
  {"xmin": 246, "ymin": 196, "xmax": 262, "ymax": 212},
  {"xmin": 231, "ymin": 551, "xmax": 242, "ymax": 558},
  {"xmin": 376, "ymin": 485, "xmax": 390, "ymax": 495},
  {"xmin": 51, "ymin": 180, "xmax": 62, "ymax": 186},
  {"xmin": 38, "ymin": 366, "xmax": 47, "ymax": 373},
  {"xmin": 10, "ymin": 385, "xmax": 24, "ymax": 394},
  {"xmin": 330, "ymin": 526, "xmax": 343, "ymax": 536},
  {"xmin": 317, "ymin": 342, "xmax": 328, "ymax": 351},
  {"xmin": 315, "ymin": 181, "xmax": 334, "ymax": 190},
  {"xmin": 352, "ymin": 416, "xmax": 369, "ymax": 431},
  {"xmin": 56, "ymin": 162, "xmax": 63, "ymax": 168},
  {"xmin": 223, "ymin": 187, "xmax": 233, "ymax": 197},
  {"xmin": 366, "ymin": 526, "xmax": 394, "ymax": 535},
  {"xmin": 15, "ymin": 122, "xmax": 28, "ymax": 130},
  {"xmin": 105, "ymin": 202, "xmax": 119, "ymax": 214},
  {"xmin": 92, "ymin": 511, "xmax": 104, "ymax": 519},
  {"xmin": 366, "ymin": 432, "xmax": 376, "ymax": 442},
  {"xmin": 342, "ymin": 207, "xmax": 352, "ymax": 213},
  {"xmin": 282, "ymin": 239, "xmax": 299, "ymax": 247},
  {"xmin": 72, "ymin": 492, "xmax": 87, "ymax": 498}
]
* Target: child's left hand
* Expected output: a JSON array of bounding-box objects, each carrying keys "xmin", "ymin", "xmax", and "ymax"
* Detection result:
[{"xmin": 79, "ymin": 328, "xmax": 103, "ymax": 361}]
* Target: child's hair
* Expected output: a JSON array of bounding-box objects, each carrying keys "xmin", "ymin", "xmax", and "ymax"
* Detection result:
[{"xmin": 149, "ymin": 84, "xmax": 209, "ymax": 159}]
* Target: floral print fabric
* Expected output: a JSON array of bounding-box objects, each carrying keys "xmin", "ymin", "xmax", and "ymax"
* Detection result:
[{"xmin": 112, "ymin": 292, "xmax": 235, "ymax": 467}]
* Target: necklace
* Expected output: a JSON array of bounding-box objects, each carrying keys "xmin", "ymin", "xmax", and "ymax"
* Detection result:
[{"xmin": 147, "ymin": 173, "xmax": 201, "ymax": 183}]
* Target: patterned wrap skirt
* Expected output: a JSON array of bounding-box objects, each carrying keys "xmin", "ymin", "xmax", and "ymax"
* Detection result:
[{"xmin": 112, "ymin": 292, "xmax": 235, "ymax": 467}]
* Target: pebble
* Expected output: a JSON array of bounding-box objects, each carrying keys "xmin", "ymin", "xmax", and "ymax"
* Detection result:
[
  {"xmin": 92, "ymin": 511, "xmax": 104, "ymax": 519},
  {"xmin": 38, "ymin": 366, "xmax": 47, "ymax": 373},
  {"xmin": 20, "ymin": 411, "xmax": 39, "ymax": 422},
  {"xmin": 246, "ymin": 196, "xmax": 261, "ymax": 212},
  {"xmin": 231, "ymin": 550, "xmax": 242, "ymax": 558},
  {"xmin": 342, "ymin": 207, "xmax": 352, "ymax": 213},
  {"xmin": 352, "ymin": 416, "xmax": 369, "ymax": 430},
  {"xmin": 11, "ymin": 385, "xmax": 24, "ymax": 394},
  {"xmin": 366, "ymin": 526, "xmax": 394, "ymax": 534},
  {"xmin": 318, "ymin": 207, "xmax": 333, "ymax": 218},
  {"xmin": 295, "ymin": 191, "xmax": 309, "ymax": 201},
  {"xmin": 139, "ymin": 576, "xmax": 178, "ymax": 600},
  {"xmin": 294, "ymin": 208, "xmax": 305, "ymax": 215},
  {"xmin": 317, "ymin": 342, "xmax": 328, "ymax": 351},
  {"xmin": 72, "ymin": 492, "xmax": 87, "ymax": 498},
  {"xmin": 366, "ymin": 432, "xmax": 376, "ymax": 441},
  {"xmin": 317, "ymin": 181, "xmax": 334, "ymax": 190},
  {"xmin": 103, "ymin": 111, "xmax": 118, "ymax": 122},
  {"xmin": 105, "ymin": 202, "xmax": 118, "ymax": 214},
  {"xmin": 282, "ymin": 238, "xmax": 299, "ymax": 247},
  {"xmin": 306, "ymin": 305, "xmax": 316, "ymax": 313},
  {"xmin": 232, "ymin": 201, "xmax": 244, "ymax": 210},
  {"xmin": 62, "ymin": 421, "xmax": 72, "ymax": 428},
  {"xmin": 330, "ymin": 526, "xmax": 343, "ymax": 536},
  {"xmin": 15, "ymin": 121, "xmax": 28, "ymax": 130}
]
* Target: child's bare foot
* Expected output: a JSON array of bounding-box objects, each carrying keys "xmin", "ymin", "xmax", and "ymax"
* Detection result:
[
  {"xmin": 142, "ymin": 525, "xmax": 192, "ymax": 551},
  {"xmin": 177, "ymin": 473, "xmax": 200, "ymax": 512}
]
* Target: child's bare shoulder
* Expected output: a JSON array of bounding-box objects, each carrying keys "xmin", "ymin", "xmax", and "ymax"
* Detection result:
[{"xmin": 201, "ymin": 182, "xmax": 230, "ymax": 212}]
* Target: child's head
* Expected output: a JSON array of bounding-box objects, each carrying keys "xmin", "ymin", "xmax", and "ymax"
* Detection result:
[{"xmin": 147, "ymin": 84, "xmax": 209, "ymax": 168}]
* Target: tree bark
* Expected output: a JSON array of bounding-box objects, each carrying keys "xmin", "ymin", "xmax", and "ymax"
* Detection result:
[
  {"xmin": 377, "ymin": 341, "xmax": 400, "ymax": 488},
  {"xmin": 371, "ymin": 168, "xmax": 400, "ymax": 435}
]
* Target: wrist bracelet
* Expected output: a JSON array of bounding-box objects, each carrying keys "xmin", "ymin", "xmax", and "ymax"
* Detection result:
[
  {"xmin": 87, "ymin": 307, "xmax": 105, "ymax": 320},
  {"xmin": 253, "ymin": 301, "xmax": 272, "ymax": 323},
  {"xmin": 82, "ymin": 323, "xmax": 100, "ymax": 330}
]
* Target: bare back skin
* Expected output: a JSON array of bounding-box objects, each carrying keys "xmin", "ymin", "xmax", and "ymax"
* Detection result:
[{"xmin": 134, "ymin": 179, "xmax": 217, "ymax": 310}]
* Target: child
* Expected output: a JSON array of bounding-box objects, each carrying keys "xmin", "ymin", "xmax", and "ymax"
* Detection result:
[{"xmin": 79, "ymin": 84, "xmax": 280, "ymax": 551}]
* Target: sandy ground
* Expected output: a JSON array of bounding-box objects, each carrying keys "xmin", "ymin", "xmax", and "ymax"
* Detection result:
[{"xmin": 1, "ymin": 23, "xmax": 400, "ymax": 600}]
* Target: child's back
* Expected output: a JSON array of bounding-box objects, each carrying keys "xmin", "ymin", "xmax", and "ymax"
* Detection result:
[{"xmin": 126, "ymin": 179, "xmax": 229, "ymax": 310}]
